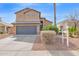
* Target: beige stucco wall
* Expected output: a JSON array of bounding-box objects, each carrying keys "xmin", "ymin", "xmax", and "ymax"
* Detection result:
[
  {"xmin": 7, "ymin": 26, "xmax": 16, "ymax": 34},
  {"xmin": 16, "ymin": 10, "xmax": 40, "ymax": 22},
  {"xmin": 0, "ymin": 26, "xmax": 5, "ymax": 32},
  {"xmin": 0, "ymin": 26, "xmax": 8, "ymax": 34}
]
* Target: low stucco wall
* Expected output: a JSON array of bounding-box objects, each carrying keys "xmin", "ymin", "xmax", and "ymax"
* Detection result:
[
  {"xmin": 40, "ymin": 31, "xmax": 56, "ymax": 44},
  {"xmin": 7, "ymin": 26, "xmax": 16, "ymax": 35}
]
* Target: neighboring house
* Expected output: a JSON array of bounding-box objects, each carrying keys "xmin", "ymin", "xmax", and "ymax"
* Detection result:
[
  {"xmin": 57, "ymin": 19, "xmax": 79, "ymax": 31},
  {"xmin": 40, "ymin": 18, "xmax": 52, "ymax": 30},
  {"xmin": 13, "ymin": 8, "xmax": 52, "ymax": 35},
  {"xmin": 0, "ymin": 21, "xmax": 13, "ymax": 34}
]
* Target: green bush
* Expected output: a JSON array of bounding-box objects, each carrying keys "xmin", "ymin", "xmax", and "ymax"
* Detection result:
[
  {"xmin": 53, "ymin": 26, "xmax": 59, "ymax": 34},
  {"xmin": 76, "ymin": 28, "xmax": 79, "ymax": 36},
  {"xmin": 0, "ymin": 32, "xmax": 3, "ymax": 34},
  {"xmin": 68, "ymin": 27, "xmax": 76, "ymax": 33},
  {"xmin": 42, "ymin": 24, "xmax": 59, "ymax": 34},
  {"xmin": 68, "ymin": 27, "xmax": 77, "ymax": 37},
  {"xmin": 42, "ymin": 24, "xmax": 53, "ymax": 30}
]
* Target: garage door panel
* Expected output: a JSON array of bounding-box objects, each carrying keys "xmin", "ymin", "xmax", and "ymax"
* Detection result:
[{"xmin": 16, "ymin": 26, "xmax": 37, "ymax": 35}]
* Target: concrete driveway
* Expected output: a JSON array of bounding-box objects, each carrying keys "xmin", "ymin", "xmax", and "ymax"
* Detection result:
[
  {"xmin": 0, "ymin": 35, "xmax": 50, "ymax": 56},
  {"xmin": 0, "ymin": 35, "xmax": 79, "ymax": 56}
]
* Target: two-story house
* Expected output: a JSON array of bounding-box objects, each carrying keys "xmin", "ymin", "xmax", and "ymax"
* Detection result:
[{"xmin": 13, "ymin": 8, "xmax": 52, "ymax": 35}]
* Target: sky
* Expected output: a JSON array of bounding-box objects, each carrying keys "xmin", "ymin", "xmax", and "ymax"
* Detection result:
[{"xmin": 0, "ymin": 3, "xmax": 79, "ymax": 23}]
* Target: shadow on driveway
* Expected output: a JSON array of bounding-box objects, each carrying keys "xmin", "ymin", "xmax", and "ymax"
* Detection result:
[{"xmin": 13, "ymin": 35, "xmax": 38, "ymax": 43}]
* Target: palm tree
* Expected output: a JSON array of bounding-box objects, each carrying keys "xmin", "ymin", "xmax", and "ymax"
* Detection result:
[
  {"xmin": 53, "ymin": 2, "xmax": 58, "ymax": 34},
  {"xmin": 54, "ymin": 3, "xmax": 56, "ymax": 27}
]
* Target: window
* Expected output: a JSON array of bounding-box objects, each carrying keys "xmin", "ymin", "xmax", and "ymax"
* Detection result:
[{"xmin": 40, "ymin": 21, "xmax": 43, "ymax": 30}]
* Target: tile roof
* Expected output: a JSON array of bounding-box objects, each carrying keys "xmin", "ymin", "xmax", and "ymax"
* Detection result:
[
  {"xmin": 40, "ymin": 18, "xmax": 52, "ymax": 23},
  {"xmin": 58, "ymin": 19, "xmax": 79, "ymax": 24},
  {"xmin": 0, "ymin": 21, "xmax": 13, "ymax": 27},
  {"xmin": 15, "ymin": 8, "xmax": 40, "ymax": 14}
]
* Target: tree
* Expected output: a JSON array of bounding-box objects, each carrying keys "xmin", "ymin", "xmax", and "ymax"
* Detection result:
[{"xmin": 66, "ymin": 10, "xmax": 79, "ymax": 29}]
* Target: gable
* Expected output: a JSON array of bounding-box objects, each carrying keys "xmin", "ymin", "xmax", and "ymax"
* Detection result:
[
  {"xmin": 15, "ymin": 8, "xmax": 40, "ymax": 15},
  {"xmin": 16, "ymin": 9, "xmax": 40, "ymax": 22},
  {"xmin": 24, "ymin": 10, "xmax": 40, "ymax": 18}
]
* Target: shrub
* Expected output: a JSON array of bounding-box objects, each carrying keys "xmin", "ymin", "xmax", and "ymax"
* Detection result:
[
  {"xmin": 0, "ymin": 32, "xmax": 3, "ymax": 34},
  {"xmin": 53, "ymin": 26, "xmax": 59, "ymax": 34},
  {"xmin": 68, "ymin": 27, "xmax": 77, "ymax": 37},
  {"xmin": 42, "ymin": 24, "xmax": 53, "ymax": 30},
  {"xmin": 42, "ymin": 24, "xmax": 59, "ymax": 34},
  {"xmin": 76, "ymin": 28, "xmax": 79, "ymax": 37},
  {"xmin": 68, "ymin": 27, "xmax": 76, "ymax": 33}
]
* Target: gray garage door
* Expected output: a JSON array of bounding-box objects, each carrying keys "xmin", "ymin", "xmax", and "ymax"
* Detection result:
[{"xmin": 16, "ymin": 26, "xmax": 37, "ymax": 35}]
